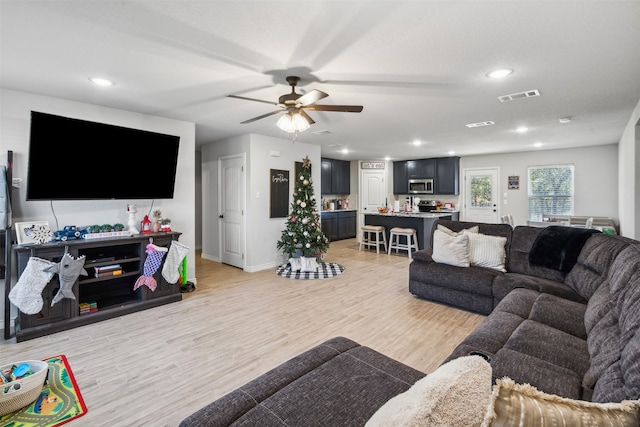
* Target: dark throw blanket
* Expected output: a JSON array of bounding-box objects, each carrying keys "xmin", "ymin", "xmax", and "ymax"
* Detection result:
[{"xmin": 529, "ymin": 226, "xmax": 600, "ymax": 273}]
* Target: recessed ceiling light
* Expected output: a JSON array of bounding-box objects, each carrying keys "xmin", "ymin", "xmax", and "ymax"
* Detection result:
[
  {"xmin": 447, "ymin": 151, "xmax": 455, "ymax": 155},
  {"xmin": 341, "ymin": 148, "xmax": 349, "ymax": 154},
  {"xmin": 486, "ymin": 69, "xmax": 513, "ymax": 79},
  {"xmin": 559, "ymin": 117, "xmax": 572, "ymax": 124},
  {"xmin": 89, "ymin": 77, "xmax": 115, "ymax": 86},
  {"xmin": 412, "ymin": 140, "xmax": 422, "ymax": 146},
  {"xmin": 384, "ymin": 156, "xmax": 391, "ymax": 161},
  {"xmin": 466, "ymin": 121, "xmax": 495, "ymax": 128},
  {"xmin": 533, "ymin": 142, "xmax": 544, "ymax": 148},
  {"xmin": 516, "ymin": 126, "xmax": 529, "ymax": 133}
]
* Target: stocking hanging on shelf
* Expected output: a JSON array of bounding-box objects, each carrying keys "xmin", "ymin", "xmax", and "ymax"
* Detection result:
[
  {"xmin": 161, "ymin": 241, "xmax": 189, "ymax": 284},
  {"xmin": 45, "ymin": 246, "xmax": 88, "ymax": 306},
  {"xmin": 133, "ymin": 241, "xmax": 167, "ymax": 291},
  {"xmin": 8, "ymin": 256, "xmax": 56, "ymax": 315}
]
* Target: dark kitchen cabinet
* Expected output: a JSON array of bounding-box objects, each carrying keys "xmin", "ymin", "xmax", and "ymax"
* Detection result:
[
  {"xmin": 321, "ymin": 159, "xmax": 332, "ymax": 195},
  {"xmin": 321, "ymin": 158, "xmax": 350, "ymax": 195},
  {"xmin": 407, "ymin": 159, "xmax": 435, "ymax": 179},
  {"xmin": 321, "ymin": 212, "xmax": 338, "ymax": 241},
  {"xmin": 321, "ymin": 211, "xmax": 356, "ymax": 241},
  {"xmin": 435, "ymin": 156, "xmax": 460, "ymax": 195},
  {"xmin": 338, "ymin": 211, "xmax": 356, "ymax": 239},
  {"xmin": 393, "ymin": 161, "xmax": 408, "ymax": 194}
]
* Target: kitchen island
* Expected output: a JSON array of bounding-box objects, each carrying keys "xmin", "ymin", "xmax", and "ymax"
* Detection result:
[{"xmin": 364, "ymin": 212, "xmax": 453, "ymax": 251}]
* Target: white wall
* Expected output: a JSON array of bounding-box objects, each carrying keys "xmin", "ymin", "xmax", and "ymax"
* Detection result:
[
  {"xmin": 1, "ymin": 88, "xmax": 197, "ymax": 329},
  {"xmin": 618, "ymin": 98, "xmax": 640, "ymax": 238},
  {"xmin": 460, "ymin": 144, "xmax": 619, "ymax": 227},
  {"xmin": 201, "ymin": 133, "xmax": 321, "ymax": 271}
]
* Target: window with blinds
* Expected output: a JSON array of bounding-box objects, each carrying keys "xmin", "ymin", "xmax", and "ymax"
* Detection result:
[{"xmin": 528, "ymin": 165, "xmax": 574, "ymax": 221}]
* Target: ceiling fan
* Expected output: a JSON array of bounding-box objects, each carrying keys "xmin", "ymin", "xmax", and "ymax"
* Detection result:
[{"xmin": 227, "ymin": 76, "xmax": 363, "ymax": 133}]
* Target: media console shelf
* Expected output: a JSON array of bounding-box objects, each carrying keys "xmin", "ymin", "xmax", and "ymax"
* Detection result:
[{"xmin": 10, "ymin": 232, "xmax": 182, "ymax": 342}]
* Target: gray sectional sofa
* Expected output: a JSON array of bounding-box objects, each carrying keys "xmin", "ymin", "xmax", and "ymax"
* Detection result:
[{"xmin": 181, "ymin": 220, "xmax": 640, "ymax": 426}]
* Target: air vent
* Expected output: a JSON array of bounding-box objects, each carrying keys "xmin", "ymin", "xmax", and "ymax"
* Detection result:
[
  {"xmin": 311, "ymin": 130, "xmax": 333, "ymax": 135},
  {"xmin": 498, "ymin": 89, "xmax": 540, "ymax": 103},
  {"xmin": 466, "ymin": 121, "xmax": 495, "ymax": 128}
]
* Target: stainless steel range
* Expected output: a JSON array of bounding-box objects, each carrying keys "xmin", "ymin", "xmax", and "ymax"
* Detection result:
[{"xmin": 417, "ymin": 200, "xmax": 438, "ymax": 212}]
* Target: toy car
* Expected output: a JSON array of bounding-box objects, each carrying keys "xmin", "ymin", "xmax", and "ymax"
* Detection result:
[{"xmin": 54, "ymin": 226, "xmax": 88, "ymax": 241}]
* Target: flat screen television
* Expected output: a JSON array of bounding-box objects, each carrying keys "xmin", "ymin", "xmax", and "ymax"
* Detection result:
[{"xmin": 26, "ymin": 111, "xmax": 180, "ymax": 200}]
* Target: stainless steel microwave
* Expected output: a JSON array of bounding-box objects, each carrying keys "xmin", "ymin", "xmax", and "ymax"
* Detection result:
[{"xmin": 408, "ymin": 179, "xmax": 434, "ymax": 194}]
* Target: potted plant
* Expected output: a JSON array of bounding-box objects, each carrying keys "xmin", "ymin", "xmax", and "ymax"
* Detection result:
[
  {"xmin": 100, "ymin": 224, "xmax": 112, "ymax": 232},
  {"xmin": 89, "ymin": 224, "xmax": 101, "ymax": 233},
  {"xmin": 113, "ymin": 223, "xmax": 125, "ymax": 232},
  {"xmin": 152, "ymin": 210, "xmax": 162, "ymax": 233},
  {"xmin": 160, "ymin": 218, "xmax": 172, "ymax": 232}
]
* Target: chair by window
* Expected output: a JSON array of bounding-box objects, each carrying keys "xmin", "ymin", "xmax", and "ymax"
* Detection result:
[{"xmin": 501, "ymin": 214, "xmax": 514, "ymax": 228}]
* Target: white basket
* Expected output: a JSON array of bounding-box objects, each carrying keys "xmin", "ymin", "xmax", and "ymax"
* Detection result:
[{"xmin": 0, "ymin": 360, "xmax": 48, "ymax": 416}]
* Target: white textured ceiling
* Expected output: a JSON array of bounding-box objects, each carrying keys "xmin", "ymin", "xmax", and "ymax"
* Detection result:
[{"xmin": 2, "ymin": 1, "xmax": 639, "ymax": 161}]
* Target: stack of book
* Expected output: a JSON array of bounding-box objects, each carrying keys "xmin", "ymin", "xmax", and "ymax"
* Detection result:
[
  {"xmin": 94, "ymin": 264, "xmax": 123, "ymax": 278},
  {"xmin": 79, "ymin": 301, "xmax": 98, "ymax": 315}
]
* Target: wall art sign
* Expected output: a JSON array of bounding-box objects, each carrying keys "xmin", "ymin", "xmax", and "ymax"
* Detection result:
[
  {"xmin": 508, "ymin": 175, "xmax": 520, "ymax": 190},
  {"xmin": 361, "ymin": 162, "xmax": 385, "ymax": 169},
  {"xmin": 270, "ymin": 169, "xmax": 290, "ymax": 218}
]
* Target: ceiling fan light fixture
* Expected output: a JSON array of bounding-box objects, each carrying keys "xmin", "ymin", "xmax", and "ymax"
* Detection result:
[{"xmin": 277, "ymin": 112, "xmax": 310, "ymax": 133}]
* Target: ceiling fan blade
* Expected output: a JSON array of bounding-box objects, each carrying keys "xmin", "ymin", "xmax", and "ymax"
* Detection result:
[
  {"xmin": 240, "ymin": 110, "xmax": 283, "ymax": 124},
  {"xmin": 299, "ymin": 109, "xmax": 315, "ymax": 125},
  {"xmin": 295, "ymin": 89, "xmax": 329, "ymax": 106},
  {"xmin": 305, "ymin": 104, "xmax": 363, "ymax": 113},
  {"xmin": 227, "ymin": 94, "xmax": 279, "ymax": 106}
]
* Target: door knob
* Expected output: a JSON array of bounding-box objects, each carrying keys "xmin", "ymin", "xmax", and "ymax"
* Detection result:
[{"xmin": 219, "ymin": 214, "xmax": 224, "ymax": 218}]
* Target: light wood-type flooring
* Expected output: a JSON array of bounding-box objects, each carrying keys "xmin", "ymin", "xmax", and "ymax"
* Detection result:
[{"xmin": 1, "ymin": 238, "xmax": 485, "ymax": 426}]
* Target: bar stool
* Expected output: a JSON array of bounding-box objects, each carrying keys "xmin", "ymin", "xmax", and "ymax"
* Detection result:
[
  {"xmin": 360, "ymin": 225, "xmax": 387, "ymax": 254},
  {"xmin": 388, "ymin": 227, "xmax": 419, "ymax": 258}
]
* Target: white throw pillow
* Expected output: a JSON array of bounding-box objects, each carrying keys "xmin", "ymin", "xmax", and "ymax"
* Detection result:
[
  {"xmin": 366, "ymin": 355, "xmax": 493, "ymax": 427},
  {"xmin": 300, "ymin": 257, "xmax": 319, "ymax": 272},
  {"xmin": 464, "ymin": 231, "xmax": 507, "ymax": 272},
  {"xmin": 289, "ymin": 257, "xmax": 318, "ymax": 272},
  {"xmin": 289, "ymin": 257, "xmax": 302, "ymax": 272},
  {"xmin": 437, "ymin": 224, "xmax": 479, "ymax": 237},
  {"xmin": 432, "ymin": 229, "xmax": 470, "ymax": 267}
]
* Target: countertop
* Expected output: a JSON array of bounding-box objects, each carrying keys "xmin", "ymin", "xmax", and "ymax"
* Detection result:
[
  {"xmin": 364, "ymin": 212, "xmax": 453, "ymax": 218},
  {"xmin": 320, "ymin": 209, "xmax": 357, "ymax": 213}
]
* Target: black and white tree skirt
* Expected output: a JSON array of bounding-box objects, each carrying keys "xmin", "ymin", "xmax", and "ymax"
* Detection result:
[{"xmin": 276, "ymin": 261, "xmax": 345, "ymax": 280}]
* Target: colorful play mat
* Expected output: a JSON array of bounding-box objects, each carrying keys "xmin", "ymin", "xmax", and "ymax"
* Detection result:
[{"xmin": 0, "ymin": 354, "xmax": 87, "ymax": 427}]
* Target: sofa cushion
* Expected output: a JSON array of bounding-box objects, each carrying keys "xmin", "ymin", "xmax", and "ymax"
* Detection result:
[
  {"xmin": 430, "ymin": 220, "xmax": 512, "ymax": 255},
  {"xmin": 507, "ymin": 226, "xmax": 565, "ymax": 282},
  {"xmin": 588, "ymin": 244, "xmax": 640, "ymax": 403},
  {"xmin": 179, "ymin": 337, "xmax": 426, "ymax": 427},
  {"xmin": 447, "ymin": 289, "xmax": 590, "ymax": 399},
  {"xmin": 492, "ymin": 273, "xmax": 584, "ymax": 306},
  {"xmin": 503, "ymin": 320, "xmax": 589, "ymax": 374},
  {"xmin": 564, "ymin": 233, "xmax": 636, "ymax": 300},
  {"xmin": 528, "ymin": 226, "xmax": 599, "ymax": 273},
  {"xmin": 410, "ymin": 261, "xmax": 500, "ymax": 298},
  {"xmin": 465, "ymin": 231, "xmax": 507, "ymax": 272},
  {"xmin": 432, "ymin": 229, "xmax": 470, "ymax": 267},
  {"xmin": 366, "ymin": 355, "xmax": 492, "ymax": 427},
  {"xmin": 438, "ymin": 223, "xmax": 478, "ymax": 236},
  {"xmin": 483, "ymin": 377, "xmax": 640, "ymax": 427}
]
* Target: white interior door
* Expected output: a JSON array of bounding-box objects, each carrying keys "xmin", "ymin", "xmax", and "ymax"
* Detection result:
[
  {"xmin": 360, "ymin": 170, "xmax": 385, "ymax": 213},
  {"xmin": 219, "ymin": 155, "xmax": 245, "ymax": 268},
  {"xmin": 359, "ymin": 170, "xmax": 385, "ymax": 240},
  {"xmin": 463, "ymin": 168, "xmax": 500, "ymax": 223}
]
